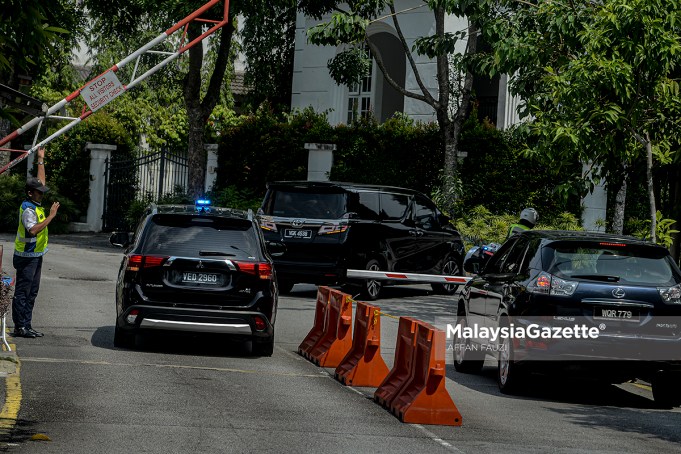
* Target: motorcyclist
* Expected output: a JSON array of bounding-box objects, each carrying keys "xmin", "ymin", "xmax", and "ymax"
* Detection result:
[{"xmin": 506, "ymin": 207, "xmax": 538, "ymax": 240}]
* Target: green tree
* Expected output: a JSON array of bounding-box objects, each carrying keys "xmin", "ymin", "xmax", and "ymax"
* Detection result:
[
  {"xmin": 298, "ymin": 0, "xmax": 490, "ymax": 213},
  {"xmin": 482, "ymin": 0, "xmax": 681, "ymax": 242},
  {"xmin": 83, "ymin": 0, "xmax": 296, "ymax": 198},
  {"xmin": 240, "ymin": 1, "xmax": 297, "ymax": 110}
]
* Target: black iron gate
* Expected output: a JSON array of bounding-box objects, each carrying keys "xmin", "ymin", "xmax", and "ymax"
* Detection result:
[{"xmin": 103, "ymin": 148, "xmax": 188, "ymax": 231}]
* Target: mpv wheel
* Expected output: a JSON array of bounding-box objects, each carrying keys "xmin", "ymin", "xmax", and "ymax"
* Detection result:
[
  {"xmin": 361, "ymin": 259, "xmax": 382, "ymax": 301},
  {"xmin": 432, "ymin": 257, "xmax": 461, "ymax": 295},
  {"xmin": 278, "ymin": 280, "xmax": 295, "ymax": 295},
  {"xmin": 452, "ymin": 315, "xmax": 484, "ymax": 374}
]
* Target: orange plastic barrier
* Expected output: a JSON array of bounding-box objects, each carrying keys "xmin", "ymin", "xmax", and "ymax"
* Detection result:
[
  {"xmin": 335, "ymin": 302, "xmax": 390, "ymax": 387},
  {"xmin": 389, "ymin": 321, "xmax": 462, "ymax": 426},
  {"xmin": 373, "ymin": 317, "xmax": 419, "ymax": 407},
  {"xmin": 297, "ymin": 286, "xmax": 331, "ymax": 359},
  {"xmin": 307, "ymin": 288, "xmax": 353, "ymax": 367}
]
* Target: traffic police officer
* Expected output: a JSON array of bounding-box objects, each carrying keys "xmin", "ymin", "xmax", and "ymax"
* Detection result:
[
  {"xmin": 506, "ymin": 207, "xmax": 538, "ymax": 240},
  {"xmin": 12, "ymin": 147, "xmax": 60, "ymax": 338}
]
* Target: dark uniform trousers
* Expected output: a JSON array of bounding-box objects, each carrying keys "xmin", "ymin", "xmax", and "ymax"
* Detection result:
[{"xmin": 12, "ymin": 255, "xmax": 43, "ymax": 329}]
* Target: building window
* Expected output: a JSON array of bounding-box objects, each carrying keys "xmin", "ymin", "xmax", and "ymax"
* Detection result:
[{"xmin": 347, "ymin": 49, "xmax": 374, "ymax": 124}]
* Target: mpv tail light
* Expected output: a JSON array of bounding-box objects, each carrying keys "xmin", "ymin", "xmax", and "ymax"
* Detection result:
[
  {"xmin": 127, "ymin": 254, "xmax": 168, "ymax": 271},
  {"xmin": 659, "ymin": 283, "xmax": 681, "ymax": 304},
  {"xmin": 318, "ymin": 224, "xmax": 348, "ymax": 235},
  {"xmin": 260, "ymin": 221, "xmax": 278, "ymax": 232},
  {"xmin": 528, "ymin": 271, "xmax": 578, "ymax": 297},
  {"xmin": 235, "ymin": 262, "xmax": 273, "ymax": 280}
]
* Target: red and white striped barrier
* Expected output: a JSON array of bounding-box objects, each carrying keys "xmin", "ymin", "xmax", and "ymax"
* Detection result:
[
  {"xmin": 0, "ymin": 0, "xmax": 230, "ymax": 175},
  {"xmin": 346, "ymin": 269, "xmax": 471, "ymax": 284}
]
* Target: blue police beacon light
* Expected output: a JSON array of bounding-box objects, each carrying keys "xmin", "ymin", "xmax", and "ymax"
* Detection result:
[{"xmin": 195, "ymin": 199, "xmax": 211, "ymax": 213}]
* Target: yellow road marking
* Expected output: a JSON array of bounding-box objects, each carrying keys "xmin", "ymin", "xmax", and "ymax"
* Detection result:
[
  {"xmin": 20, "ymin": 357, "xmax": 328, "ymax": 378},
  {"xmin": 0, "ymin": 343, "xmax": 21, "ymax": 434},
  {"xmin": 631, "ymin": 382, "xmax": 652, "ymax": 391}
]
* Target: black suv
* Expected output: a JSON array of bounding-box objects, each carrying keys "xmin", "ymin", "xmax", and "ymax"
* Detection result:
[
  {"xmin": 258, "ymin": 181, "xmax": 465, "ymax": 299},
  {"xmin": 110, "ymin": 203, "xmax": 284, "ymax": 356}
]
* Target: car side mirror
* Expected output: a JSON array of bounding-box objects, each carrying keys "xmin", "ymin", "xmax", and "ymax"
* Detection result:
[
  {"xmin": 438, "ymin": 213, "xmax": 451, "ymax": 226},
  {"xmin": 266, "ymin": 241, "xmax": 287, "ymax": 257},
  {"xmin": 110, "ymin": 232, "xmax": 131, "ymax": 248}
]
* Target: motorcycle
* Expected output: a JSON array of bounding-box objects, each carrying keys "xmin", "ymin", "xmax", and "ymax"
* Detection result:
[{"xmin": 463, "ymin": 242, "xmax": 501, "ymax": 275}]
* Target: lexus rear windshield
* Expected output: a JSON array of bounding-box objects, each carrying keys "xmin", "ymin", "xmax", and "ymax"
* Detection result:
[
  {"xmin": 140, "ymin": 215, "xmax": 259, "ymax": 259},
  {"xmin": 265, "ymin": 190, "xmax": 347, "ymax": 219},
  {"xmin": 542, "ymin": 241, "xmax": 680, "ymax": 286}
]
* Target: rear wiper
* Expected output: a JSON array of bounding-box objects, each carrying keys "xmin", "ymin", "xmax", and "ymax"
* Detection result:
[
  {"xmin": 571, "ymin": 274, "xmax": 620, "ymax": 282},
  {"xmin": 199, "ymin": 250, "xmax": 236, "ymax": 257}
]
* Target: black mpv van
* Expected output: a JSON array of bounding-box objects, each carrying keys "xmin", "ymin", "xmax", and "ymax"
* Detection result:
[{"xmin": 258, "ymin": 181, "xmax": 465, "ymax": 299}]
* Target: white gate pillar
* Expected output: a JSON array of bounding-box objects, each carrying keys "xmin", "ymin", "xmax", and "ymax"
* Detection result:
[
  {"xmin": 581, "ymin": 163, "xmax": 607, "ymax": 232},
  {"xmin": 204, "ymin": 144, "xmax": 218, "ymax": 194},
  {"xmin": 305, "ymin": 143, "xmax": 335, "ymax": 181},
  {"xmin": 70, "ymin": 143, "xmax": 116, "ymax": 232}
]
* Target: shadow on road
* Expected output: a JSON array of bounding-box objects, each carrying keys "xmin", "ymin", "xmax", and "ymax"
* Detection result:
[
  {"xmin": 92, "ymin": 325, "xmax": 256, "ymax": 358},
  {"xmin": 447, "ymin": 363, "xmax": 666, "ymax": 410}
]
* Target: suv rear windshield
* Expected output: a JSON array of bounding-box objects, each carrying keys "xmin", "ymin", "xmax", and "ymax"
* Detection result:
[
  {"xmin": 266, "ymin": 190, "xmax": 346, "ymax": 219},
  {"xmin": 140, "ymin": 215, "xmax": 259, "ymax": 259},
  {"xmin": 543, "ymin": 241, "xmax": 679, "ymax": 286}
]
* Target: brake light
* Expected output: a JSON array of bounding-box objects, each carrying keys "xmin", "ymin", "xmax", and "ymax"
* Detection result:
[
  {"xmin": 600, "ymin": 242, "xmax": 626, "ymax": 247},
  {"xmin": 235, "ymin": 262, "xmax": 273, "ymax": 280},
  {"xmin": 126, "ymin": 254, "xmax": 168, "ymax": 271},
  {"xmin": 318, "ymin": 224, "xmax": 348, "ymax": 235}
]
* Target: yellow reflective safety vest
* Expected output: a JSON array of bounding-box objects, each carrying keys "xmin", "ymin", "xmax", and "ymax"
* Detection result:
[
  {"xmin": 15, "ymin": 200, "xmax": 48, "ymax": 257},
  {"xmin": 506, "ymin": 223, "xmax": 530, "ymax": 240}
]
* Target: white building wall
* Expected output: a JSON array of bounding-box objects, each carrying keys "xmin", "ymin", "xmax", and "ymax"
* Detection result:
[{"xmin": 291, "ymin": 2, "xmax": 469, "ymax": 125}]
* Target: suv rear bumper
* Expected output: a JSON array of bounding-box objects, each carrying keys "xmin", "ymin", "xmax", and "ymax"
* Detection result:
[{"xmin": 117, "ymin": 305, "xmax": 274, "ymax": 339}]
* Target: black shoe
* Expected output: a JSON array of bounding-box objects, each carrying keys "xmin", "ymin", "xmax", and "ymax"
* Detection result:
[
  {"xmin": 27, "ymin": 328, "xmax": 44, "ymax": 337},
  {"xmin": 12, "ymin": 327, "xmax": 37, "ymax": 338}
]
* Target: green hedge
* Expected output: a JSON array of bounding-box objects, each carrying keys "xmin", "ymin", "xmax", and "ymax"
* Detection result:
[
  {"xmin": 215, "ymin": 108, "xmax": 580, "ymax": 220},
  {"xmin": 48, "ymin": 111, "xmax": 135, "ymax": 218}
]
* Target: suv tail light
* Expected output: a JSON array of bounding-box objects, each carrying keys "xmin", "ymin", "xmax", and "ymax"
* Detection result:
[
  {"xmin": 127, "ymin": 254, "xmax": 169, "ymax": 271},
  {"xmin": 235, "ymin": 262, "xmax": 273, "ymax": 280},
  {"xmin": 528, "ymin": 271, "xmax": 578, "ymax": 297}
]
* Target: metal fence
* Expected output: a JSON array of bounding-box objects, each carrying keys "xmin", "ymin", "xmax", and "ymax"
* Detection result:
[{"xmin": 103, "ymin": 148, "xmax": 188, "ymax": 231}]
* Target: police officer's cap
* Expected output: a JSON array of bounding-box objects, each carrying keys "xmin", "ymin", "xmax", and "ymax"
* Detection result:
[{"xmin": 26, "ymin": 177, "xmax": 49, "ymax": 193}]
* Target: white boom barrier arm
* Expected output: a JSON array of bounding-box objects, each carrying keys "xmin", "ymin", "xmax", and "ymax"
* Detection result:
[
  {"xmin": 346, "ymin": 269, "xmax": 471, "ymax": 285},
  {"xmin": 0, "ymin": 0, "xmax": 230, "ymax": 175}
]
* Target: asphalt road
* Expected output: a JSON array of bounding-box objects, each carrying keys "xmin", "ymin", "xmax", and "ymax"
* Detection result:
[{"xmin": 1, "ymin": 233, "xmax": 680, "ymax": 453}]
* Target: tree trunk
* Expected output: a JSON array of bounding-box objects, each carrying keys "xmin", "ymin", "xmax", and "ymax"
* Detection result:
[
  {"xmin": 183, "ymin": 19, "xmax": 234, "ymax": 199},
  {"xmin": 645, "ymin": 135, "xmax": 657, "ymax": 243},
  {"xmin": 439, "ymin": 19, "xmax": 477, "ymax": 214},
  {"xmin": 671, "ymin": 165, "xmax": 681, "ymax": 262},
  {"xmin": 611, "ymin": 163, "xmax": 628, "ymax": 235}
]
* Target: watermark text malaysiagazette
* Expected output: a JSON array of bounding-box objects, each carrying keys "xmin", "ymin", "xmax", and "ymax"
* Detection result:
[{"xmin": 447, "ymin": 323, "xmax": 601, "ymax": 343}]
